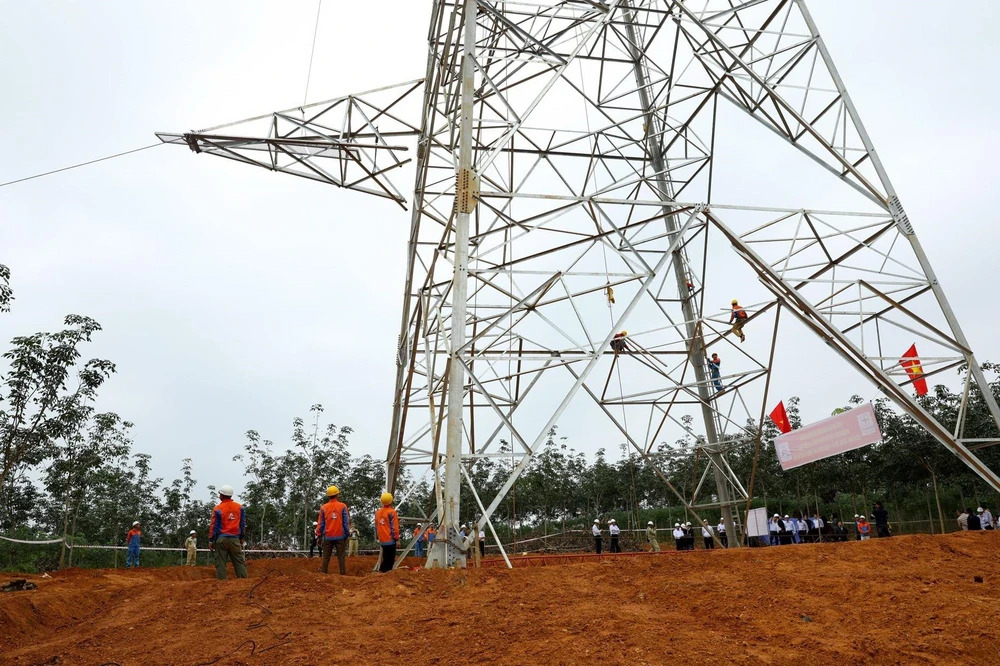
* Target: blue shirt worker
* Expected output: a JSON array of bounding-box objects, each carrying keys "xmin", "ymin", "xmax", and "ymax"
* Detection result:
[
  {"xmin": 209, "ymin": 484, "xmax": 248, "ymax": 580},
  {"xmin": 125, "ymin": 521, "xmax": 141, "ymax": 568},
  {"xmin": 708, "ymin": 353, "xmax": 723, "ymax": 393}
]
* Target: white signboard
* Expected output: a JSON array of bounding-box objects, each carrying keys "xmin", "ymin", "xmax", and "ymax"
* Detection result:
[
  {"xmin": 745, "ymin": 507, "xmax": 770, "ymax": 538},
  {"xmin": 773, "ymin": 402, "xmax": 883, "ymax": 471}
]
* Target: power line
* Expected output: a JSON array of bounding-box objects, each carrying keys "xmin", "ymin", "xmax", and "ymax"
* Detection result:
[
  {"xmin": 0, "ymin": 142, "xmax": 166, "ymax": 189},
  {"xmin": 302, "ymin": 0, "xmax": 323, "ymax": 108}
]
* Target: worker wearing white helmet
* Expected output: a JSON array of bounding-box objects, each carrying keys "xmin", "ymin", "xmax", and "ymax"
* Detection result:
[
  {"xmin": 185, "ymin": 530, "xmax": 198, "ymax": 567},
  {"xmin": 413, "ymin": 522, "xmax": 426, "ymax": 559},
  {"xmin": 646, "ymin": 521, "xmax": 660, "ymax": 552},
  {"xmin": 769, "ymin": 514, "xmax": 780, "ymax": 546},
  {"xmin": 701, "ymin": 520, "xmax": 714, "ymax": 550},
  {"xmin": 209, "ymin": 484, "xmax": 248, "ymax": 580},
  {"xmin": 980, "ymin": 507, "xmax": 995, "ymax": 531},
  {"xmin": 716, "ymin": 518, "xmax": 727, "ymax": 548},
  {"xmin": 608, "ymin": 518, "xmax": 621, "ymax": 553},
  {"xmin": 125, "ymin": 521, "xmax": 142, "ymax": 568},
  {"xmin": 672, "ymin": 523, "xmax": 685, "ymax": 551},
  {"xmin": 309, "ymin": 521, "xmax": 320, "ymax": 558},
  {"xmin": 592, "ymin": 519, "xmax": 603, "ymax": 555},
  {"xmin": 347, "ymin": 521, "xmax": 360, "ymax": 558}
]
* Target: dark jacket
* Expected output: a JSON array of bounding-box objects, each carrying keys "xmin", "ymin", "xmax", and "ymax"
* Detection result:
[{"xmin": 969, "ymin": 514, "xmax": 982, "ymax": 531}]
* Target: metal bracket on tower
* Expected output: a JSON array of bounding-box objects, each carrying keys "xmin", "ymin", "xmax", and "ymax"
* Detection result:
[
  {"xmin": 888, "ymin": 195, "xmax": 914, "ymax": 235},
  {"xmin": 456, "ymin": 167, "xmax": 480, "ymax": 214}
]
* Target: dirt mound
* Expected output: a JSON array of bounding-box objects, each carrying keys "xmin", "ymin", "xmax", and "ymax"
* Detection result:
[{"xmin": 3, "ymin": 533, "xmax": 1000, "ymax": 665}]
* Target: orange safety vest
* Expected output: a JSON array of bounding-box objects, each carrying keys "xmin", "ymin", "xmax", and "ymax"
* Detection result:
[
  {"xmin": 731, "ymin": 306, "xmax": 748, "ymax": 321},
  {"xmin": 426, "ymin": 527, "xmax": 436, "ymax": 542},
  {"xmin": 413, "ymin": 526, "xmax": 422, "ymax": 541},
  {"xmin": 375, "ymin": 506, "xmax": 400, "ymax": 546},
  {"xmin": 316, "ymin": 499, "xmax": 350, "ymax": 541},
  {"xmin": 210, "ymin": 499, "xmax": 245, "ymax": 541},
  {"xmin": 858, "ymin": 521, "xmax": 871, "ymax": 534},
  {"xmin": 126, "ymin": 528, "xmax": 141, "ymax": 547}
]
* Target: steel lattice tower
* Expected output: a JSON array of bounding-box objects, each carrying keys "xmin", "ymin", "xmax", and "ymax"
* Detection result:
[{"xmin": 161, "ymin": 0, "xmax": 1000, "ymax": 568}]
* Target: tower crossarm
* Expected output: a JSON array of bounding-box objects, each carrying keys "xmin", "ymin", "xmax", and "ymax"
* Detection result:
[{"xmin": 156, "ymin": 78, "xmax": 426, "ymax": 208}]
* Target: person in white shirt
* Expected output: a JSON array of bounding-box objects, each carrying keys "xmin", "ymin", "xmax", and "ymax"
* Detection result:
[
  {"xmin": 769, "ymin": 514, "xmax": 780, "ymax": 546},
  {"xmin": 716, "ymin": 520, "xmax": 727, "ymax": 548},
  {"xmin": 978, "ymin": 507, "xmax": 995, "ymax": 531},
  {"xmin": 608, "ymin": 518, "xmax": 621, "ymax": 553},
  {"xmin": 812, "ymin": 514, "xmax": 825, "ymax": 542},
  {"xmin": 701, "ymin": 520, "xmax": 714, "ymax": 549},
  {"xmin": 478, "ymin": 526, "xmax": 486, "ymax": 558},
  {"xmin": 672, "ymin": 523, "xmax": 685, "ymax": 551},
  {"xmin": 592, "ymin": 519, "xmax": 603, "ymax": 554}
]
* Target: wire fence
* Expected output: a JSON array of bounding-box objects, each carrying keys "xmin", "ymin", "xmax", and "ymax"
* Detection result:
[{"xmin": 2, "ymin": 519, "xmax": 987, "ymax": 572}]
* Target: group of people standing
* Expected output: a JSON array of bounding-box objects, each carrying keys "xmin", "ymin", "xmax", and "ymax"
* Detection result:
[{"xmin": 591, "ymin": 518, "xmax": 624, "ymax": 553}]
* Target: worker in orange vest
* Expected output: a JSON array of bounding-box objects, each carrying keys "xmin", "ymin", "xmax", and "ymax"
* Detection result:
[
  {"xmin": 425, "ymin": 523, "xmax": 437, "ymax": 553},
  {"xmin": 315, "ymin": 485, "xmax": 351, "ymax": 575},
  {"xmin": 730, "ymin": 299, "xmax": 748, "ymax": 343},
  {"xmin": 610, "ymin": 330, "xmax": 628, "ymax": 354},
  {"xmin": 413, "ymin": 522, "xmax": 424, "ymax": 558},
  {"xmin": 209, "ymin": 484, "xmax": 248, "ymax": 580},
  {"xmin": 375, "ymin": 492, "xmax": 400, "ymax": 573},
  {"xmin": 857, "ymin": 515, "xmax": 872, "ymax": 541},
  {"xmin": 125, "ymin": 521, "xmax": 142, "ymax": 568}
]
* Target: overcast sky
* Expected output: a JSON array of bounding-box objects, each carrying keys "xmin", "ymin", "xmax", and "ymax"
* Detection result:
[{"xmin": 3, "ymin": 1, "xmax": 999, "ymax": 500}]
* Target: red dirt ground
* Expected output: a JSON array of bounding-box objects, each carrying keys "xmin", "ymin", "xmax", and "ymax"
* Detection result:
[{"xmin": 3, "ymin": 532, "xmax": 1000, "ymax": 665}]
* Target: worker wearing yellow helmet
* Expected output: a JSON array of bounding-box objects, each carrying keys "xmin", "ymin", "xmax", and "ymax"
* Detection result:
[
  {"xmin": 611, "ymin": 330, "xmax": 628, "ymax": 354},
  {"xmin": 730, "ymin": 299, "xmax": 748, "ymax": 343},
  {"xmin": 315, "ymin": 485, "xmax": 351, "ymax": 575},
  {"xmin": 375, "ymin": 492, "xmax": 400, "ymax": 573}
]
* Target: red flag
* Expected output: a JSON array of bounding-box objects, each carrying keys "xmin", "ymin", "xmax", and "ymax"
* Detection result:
[
  {"xmin": 900, "ymin": 344, "xmax": 929, "ymax": 396},
  {"xmin": 769, "ymin": 401, "xmax": 792, "ymax": 434}
]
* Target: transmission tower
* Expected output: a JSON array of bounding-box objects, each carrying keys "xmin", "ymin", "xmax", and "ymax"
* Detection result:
[{"xmin": 160, "ymin": 0, "xmax": 1000, "ymax": 569}]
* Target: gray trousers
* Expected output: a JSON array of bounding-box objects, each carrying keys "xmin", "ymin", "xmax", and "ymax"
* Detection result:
[{"xmin": 214, "ymin": 537, "xmax": 248, "ymax": 580}]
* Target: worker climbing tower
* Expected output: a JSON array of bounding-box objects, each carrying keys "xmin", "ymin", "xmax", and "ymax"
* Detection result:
[{"xmin": 161, "ymin": 0, "xmax": 1000, "ymax": 568}]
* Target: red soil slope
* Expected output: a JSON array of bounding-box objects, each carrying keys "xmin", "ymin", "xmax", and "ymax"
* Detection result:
[{"xmin": 3, "ymin": 532, "xmax": 1000, "ymax": 665}]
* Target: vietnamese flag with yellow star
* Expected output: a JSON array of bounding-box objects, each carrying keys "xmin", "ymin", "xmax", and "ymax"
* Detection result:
[
  {"xmin": 900, "ymin": 344, "xmax": 929, "ymax": 396},
  {"xmin": 769, "ymin": 401, "xmax": 792, "ymax": 434}
]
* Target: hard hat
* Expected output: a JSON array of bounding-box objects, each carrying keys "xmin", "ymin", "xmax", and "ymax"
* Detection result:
[
  {"xmin": 594, "ymin": 519, "xmax": 599, "ymax": 523},
  {"xmin": 859, "ymin": 515, "xmax": 866, "ymax": 520},
  {"xmin": 417, "ymin": 522, "xmax": 423, "ymax": 526},
  {"xmin": 380, "ymin": 492, "xmax": 393, "ymax": 505},
  {"xmin": 674, "ymin": 523, "xmax": 680, "ymax": 527},
  {"xmin": 647, "ymin": 521, "xmax": 654, "ymax": 526},
  {"xmin": 978, "ymin": 507, "xmax": 985, "ymax": 513},
  {"xmin": 685, "ymin": 522, "xmax": 691, "ymax": 527},
  {"xmin": 313, "ymin": 521, "xmax": 318, "ymax": 526},
  {"xmin": 854, "ymin": 514, "xmax": 859, "ymax": 518},
  {"xmin": 219, "ymin": 484, "xmax": 234, "ymax": 497},
  {"xmin": 132, "ymin": 521, "xmax": 140, "ymax": 526},
  {"xmin": 784, "ymin": 515, "xmax": 789, "ymax": 519},
  {"xmin": 190, "ymin": 530, "xmax": 196, "ymax": 534},
  {"xmin": 620, "ymin": 330, "xmax": 627, "ymax": 336},
  {"xmin": 608, "ymin": 518, "xmax": 616, "ymax": 523},
  {"xmin": 773, "ymin": 514, "xmax": 779, "ymax": 518},
  {"xmin": 461, "ymin": 524, "xmax": 467, "ymax": 529},
  {"xmin": 731, "ymin": 299, "xmax": 739, "ymax": 305},
  {"xmin": 326, "ymin": 485, "xmax": 340, "ymax": 497}
]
